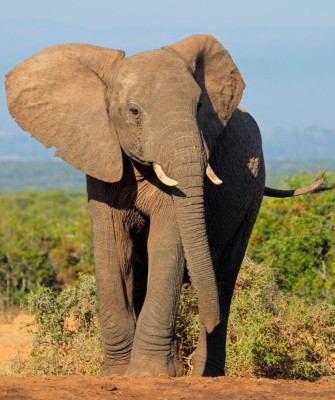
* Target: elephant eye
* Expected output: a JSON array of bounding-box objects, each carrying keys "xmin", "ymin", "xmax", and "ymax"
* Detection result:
[{"xmin": 129, "ymin": 107, "xmax": 141, "ymax": 119}]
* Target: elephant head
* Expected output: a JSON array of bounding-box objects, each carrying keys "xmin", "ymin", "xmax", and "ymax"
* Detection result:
[{"xmin": 5, "ymin": 34, "xmax": 245, "ymax": 333}]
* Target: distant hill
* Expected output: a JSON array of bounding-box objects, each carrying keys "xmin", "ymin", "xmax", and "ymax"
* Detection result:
[
  {"xmin": 0, "ymin": 126, "xmax": 334, "ymax": 193},
  {"xmin": 264, "ymin": 159, "xmax": 335, "ymax": 186},
  {"xmin": 0, "ymin": 161, "xmax": 85, "ymax": 193},
  {"xmin": 1, "ymin": 127, "xmax": 335, "ymax": 161},
  {"xmin": 0, "ymin": 132, "xmax": 54, "ymax": 160},
  {"xmin": 261, "ymin": 126, "xmax": 335, "ymax": 161},
  {"xmin": 0, "ymin": 159, "xmax": 334, "ymax": 193}
]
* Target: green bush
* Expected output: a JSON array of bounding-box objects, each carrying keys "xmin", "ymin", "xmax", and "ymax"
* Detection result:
[
  {"xmin": 8, "ymin": 274, "xmax": 103, "ymax": 375},
  {"xmin": 176, "ymin": 284, "xmax": 200, "ymax": 372},
  {"xmin": 226, "ymin": 258, "xmax": 335, "ymax": 380},
  {"xmin": 0, "ymin": 191, "xmax": 93, "ymax": 309},
  {"xmin": 249, "ymin": 173, "xmax": 335, "ymax": 302},
  {"xmin": 6, "ymin": 260, "xmax": 334, "ymax": 380},
  {"xmin": 1, "ymin": 177, "xmax": 334, "ymax": 378},
  {"xmin": 2, "ymin": 173, "xmax": 333, "ymax": 309}
]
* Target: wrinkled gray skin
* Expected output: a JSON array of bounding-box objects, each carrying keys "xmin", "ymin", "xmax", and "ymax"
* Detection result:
[{"xmin": 6, "ymin": 35, "xmax": 265, "ymax": 376}]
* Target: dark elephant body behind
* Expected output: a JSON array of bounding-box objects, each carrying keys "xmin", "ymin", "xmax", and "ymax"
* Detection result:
[{"xmin": 206, "ymin": 108, "xmax": 264, "ymax": 252}]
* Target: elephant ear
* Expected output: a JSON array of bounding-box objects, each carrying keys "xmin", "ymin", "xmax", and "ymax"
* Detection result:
[
  {"xmin": 164, "ymin": 34, "xmax": 245, "ymax": 151},
  {"xmin": 5, "ymin": 44, "xmax": 125, "ymax": 182}
]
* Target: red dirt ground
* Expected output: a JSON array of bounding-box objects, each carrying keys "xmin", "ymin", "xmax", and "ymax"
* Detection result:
[
  {"xmin": 1, "ymin": 375, "xmax": 334, "ymax": 400},
  {"xmin": 0, "ymin": 313, "xmax": 334, "ymax": 400}
]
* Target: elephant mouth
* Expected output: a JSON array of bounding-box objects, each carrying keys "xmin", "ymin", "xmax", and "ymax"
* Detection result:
[
  {"xmin": 151, "ymin": 162, "xmax": 222, "ymax": 187},
  {"xmin": 129, "ymin": 153, "xmax": 152, "ymax": 166}
]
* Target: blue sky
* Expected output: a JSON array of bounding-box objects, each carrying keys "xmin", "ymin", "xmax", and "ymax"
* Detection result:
[{"xmin": 1, "ymin": 0, "xmax": 334, "ymax": 136}]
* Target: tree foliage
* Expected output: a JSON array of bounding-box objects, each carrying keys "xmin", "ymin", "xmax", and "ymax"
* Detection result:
[
  {"xmin": 0, "ymin": 191, "xmax": 93, "ymax": 308},
  {"xmin": 1, "ymin": 172, "xmax": 334, "ymax": 309},
  {"xmin": 249, "ymin": 173, "xmax": 335, "ymax": 302}
]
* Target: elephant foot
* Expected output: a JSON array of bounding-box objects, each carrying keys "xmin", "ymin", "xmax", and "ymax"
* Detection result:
[
  {"xmin": 192, "ymin": 362, "xmax": 224, "ymax": 377},
  {"xmin": 100, "ymin": 362, "xmax": 129, "ymax": 376},
  {"xmin": 126, "ymin": 355, "xmax": 183, "ymax": 377}
]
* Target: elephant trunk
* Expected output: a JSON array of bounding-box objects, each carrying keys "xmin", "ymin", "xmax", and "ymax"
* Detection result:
[{"xmin": 155, "ymin": 123, "xmax": 220, "ymax": 333}]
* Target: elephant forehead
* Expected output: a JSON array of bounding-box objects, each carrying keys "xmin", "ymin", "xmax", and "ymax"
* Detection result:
[
  {"xmin": 111, "ymin": 67, "xmax": 140, "ymax": 101},
  {"xmin": 113, "ymin": 63, "xmax": 200, "ymax": 106},
  {"xmin": 115, "ymin": 50, "xmax": 197, "ymax": 89},
  {"xmin": 119, "ymin": 71, "xmax": 139, "ymax": 87},
  {"xmin": 126, "ymin": 49, "xmax": 188, "ymax": 70}
]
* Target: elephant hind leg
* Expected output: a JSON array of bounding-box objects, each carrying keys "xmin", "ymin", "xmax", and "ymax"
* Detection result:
[
  {"xmin": 130, "ymin": 224, "xmax": 149, "ymax": 320},
  {"xmin": 192, "ymin": 201, "xmax": 261, "ymax": 377},
  {"xmin": 132, "ymin": 260, "xmax": 148, "ymax": 320}
]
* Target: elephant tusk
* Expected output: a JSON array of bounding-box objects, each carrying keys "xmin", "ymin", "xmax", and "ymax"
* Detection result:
[
  {"xmin": 206, "ymin": 164, "xmax": 223, "ymax": 185},
  {"xmin": 152, "ymin": 163, "xmax": 179, "ymax": 186}
]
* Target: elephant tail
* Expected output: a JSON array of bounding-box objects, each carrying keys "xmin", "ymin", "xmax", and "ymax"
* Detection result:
[{"xmin": 264, "ymin": 177, "xmax": 335, "ymax": 198}]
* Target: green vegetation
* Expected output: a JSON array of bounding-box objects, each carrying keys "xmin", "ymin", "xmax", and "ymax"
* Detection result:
[
  {"xmin": 5, "ymin": 261, "xmax": 334, "ymax": 380},
  {"xmin": 249, "ymin": 173, "xmax": 335, "ymax": 303},
  {"xmin": 7, "ymin": 275, "xmax": 103, "ymax": 375},
  {"xmin": 226, "ymin": 259, "xmax": 334, "ymax": 380},
  {"xmin": 2, "ymin": 173, "xmax": 333, "ymax": 309},
  {"xmin": 0, "ymin": 191, "xmax": 92, "ymax": 309},
  {"xmin": 0, "ymin": 171, "xmax": 334, "ymax": 379}
]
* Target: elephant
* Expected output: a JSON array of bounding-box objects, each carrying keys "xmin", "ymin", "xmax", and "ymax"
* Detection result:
[{"xmin": 5, "ymin": 34, "xmax": 327, "ymax": 377}]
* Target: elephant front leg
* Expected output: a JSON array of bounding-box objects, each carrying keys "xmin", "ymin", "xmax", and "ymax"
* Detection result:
[
  {"xmin": 90, "ymin": 202, "xmax": 135, "ymax": 375},
  {"xmin": 127, "ymin": 211, "xmax": 185, "ymax": 376}
]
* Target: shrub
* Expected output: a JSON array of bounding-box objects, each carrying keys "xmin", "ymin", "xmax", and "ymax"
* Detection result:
[
  {"xmin": 0, "ymin": 191, "xmax": 93, "ymax": 309},
  {"xmin": 7, "ymin": 274, "xmax": 103, "ymax": 375},
  {"xmin": 176, "ymin": 284, "xmax": 199, "ymax": 372},
  {"xmin": 5, "ymin": 260, "xmax": 334, "ymax": 380},
  {"xmin": 226, "ymin": 258, "xmax": 335, "ymax": 380},
  {"xmin": 249, "ymin": 173, "xmax": 335, "ymax": 302}
]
